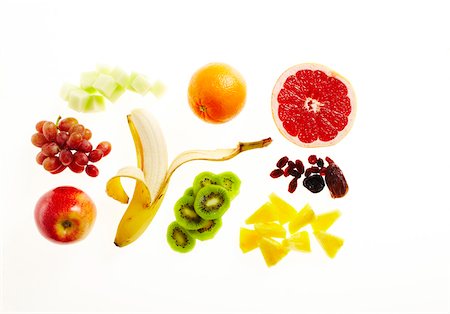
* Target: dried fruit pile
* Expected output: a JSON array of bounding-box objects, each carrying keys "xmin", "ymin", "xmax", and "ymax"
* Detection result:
[
  {"xmin": 167, "ymin": 171, "xmax": 241, "ymax": 253},
  {"xmin": 31, "ymin": 116, "xmax": 111, "ymax": 177},
  {"xmin": 270, "ymin": 155, "xmax": 348, "ymax": 198},
  {"xmin": 240, "ymin": 193, "xmax": 344, "ymax": 267}
]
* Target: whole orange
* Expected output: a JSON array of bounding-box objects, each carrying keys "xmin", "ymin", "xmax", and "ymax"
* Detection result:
[{"xmin": 188, "ymin": 63, "xmax": 247, "ymax": 124}]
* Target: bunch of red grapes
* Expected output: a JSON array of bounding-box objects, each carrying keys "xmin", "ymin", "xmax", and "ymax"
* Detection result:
[{"xmin": 31, "ymin": 117, "xmax": 111, "ymax": 177}]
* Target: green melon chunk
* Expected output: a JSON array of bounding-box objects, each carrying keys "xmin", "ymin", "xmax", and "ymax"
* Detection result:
[
  {"xmin": 93, "ymin": 74, "xmax": 119, "ymax": 98},
  {"xmin": 128, "ymin": 72, "xmax": 152, "ymax": 95},
  {"xmin": 80, "ymin": 71, "xmax": 99, "ymax": 89},
  {"xmin": 110, "ymin": 67, "xmax": 130, "ymax": 88},
  {"xmin": 84, "ymin": 94, "xmax": 106, "ymax": 112},
  {"xmin": 105, "ymin": 85, "xmax": 126, "ymax": 103},
  {"xmin": 96, "ymin": 64, "xmax": 112, "ymax": 74},
  {"xmin": 148, "ymin": 80, "xmax": 165, "ymax": 98},
  {"xmin": 68, "ymin": 88, "xmax": 91, "ymax": 112},
  {"xmin": 60, "ymin": 83, "xmax": 79, "ymax": 101}
]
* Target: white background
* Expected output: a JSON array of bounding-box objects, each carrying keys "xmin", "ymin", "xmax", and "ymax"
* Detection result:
[{"xmin": 1, "ymin": 0, "xmax": 449, "ymax": 313}]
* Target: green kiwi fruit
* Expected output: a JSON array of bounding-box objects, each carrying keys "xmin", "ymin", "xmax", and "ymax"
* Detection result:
[
  {"xmin": 183, "ymin": 187, "xmax": 194, "ymax": 197},
  {"xmin": 189, "ymin": 218, "xmax": 222, "ymax": 241},
  {"xmin": 192, "ymin": 171, "xmax": 220, "ymax": 195},
  {"xmin": 217, "ymin": 171, "xmax": 241, "ymax": 199},
  {"xmin": 166, "ymin": 221, "xmax": 196, "ymax": 253},
  {"xmin": 194, "ymin": 185, "xmax": 230, "ymax": 220},
  {"xmin": 174, "ymin": 195, "xmax": 209, "ymax": 230}
]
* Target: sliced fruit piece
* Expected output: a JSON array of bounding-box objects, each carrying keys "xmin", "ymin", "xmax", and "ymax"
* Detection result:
[
  {"xmin": 282, "ymin": 231, "xmax": 311, "ymax": 252},
  {"xmin": 245, "ymin": 202, "xmax": 278, "ymax": 224},
  {"xmin": 110, "ymin": 67, "xmax": 130, "ymax": 88},
  {"xmin": 166, "ymin": 221, "xmax": 196, "ymax": 253},
  {"xmin": 173, "ymin": 195, "xmax": 207, "ymax": 230},
  {"xmin": 314, "ymin": 231, "xmax": 344, "ymax": 258},
  {"xmin": 239, "ymin": 227, "xmax": 261, "ymax": 253},
  {"xmin": 217, "ymin": 171, "xmax": 241, "ymax": 199},
  {"xmin": 80, "ymin": 71, "xmax": 100, "ymax": 89},
  {"xmin": 193, "ymin": 185, "xmax": 230, "ymax": 220},
  {"xmin": 60, "ymin": 83, "xmax": 79, "ymax": 101},
  {"xmin": 311, "ymin": 210, "xmax": 341, "ymax": 232},
  {"xmin": 68, "ymin": 88, "xmax": 91, "ymax": 112},
  {"xmin": 271, "ymin": 63, "xmax": 357, "ymax": 147},
  {"xmin": 254, "ymin": 222, "xmax": 286, "ymax": 238},
  {"xmin": 83, "ymin": 94, "xmax": 106, "ymax": 112},
  {"xmin": 128, "ymin": 72, "xmax": 152, "ymax": 95},
  {"xmin": 192, "ymin": 171, "xmax": 220, "ymax": 195},
  {"xmin": 92, "ymin": 73, "xmax": 120, "ymax": 99},
  {"xmin": 148, "ymin": 80, "xmax": 165, "ymax": 97},
  {"xmin": 189, "ymin": 218, "xmax": 222, "ymax": 241},
  {"xmin": 288, "ymin": 203, "xmax": 315, "ymax": 234},
  {"xmin": 268, "ymin": 193, "xmax": 297, "ymax": 225},
  {"xmin": 259, "ymin": 237, "xmax": 289, "ymax": 267}
]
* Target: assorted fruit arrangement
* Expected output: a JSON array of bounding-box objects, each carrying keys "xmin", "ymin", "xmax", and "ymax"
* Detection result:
[
  {"xmin": 167, "ymin": 171, "xmax": 241, "ymax": 253},
  {"xmin": 240, "ymin": 193, "xmax": 344, "ymax": 267},
  {"xmin": 61, "ymin": 65, "xmax": 165, "ymax": 112},
  {"xmin": 270, "ymin": 155, "xmax": 348, "ymax": 197},
  {"xmin": 31, "ymin": 116, "xmax": 111, "ymax": 177},
  {"xmin": 31, "ymin": 61, "xmax": 355, "ymax": 269}
]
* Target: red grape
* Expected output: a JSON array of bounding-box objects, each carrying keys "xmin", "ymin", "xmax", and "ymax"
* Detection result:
[
  {"xmin": 55, "ymin": 131, "xmax": 69, "ymax": 148},
  {"xmin": 88, "ymin": 149, "xmax": 103, "ymax": 162},
  {"xmin": 36, "ymin": 152, "xmax": 47, "ymax": 165},
  {"xmin": 50, "ymin": 164, "xmax": 67, "ymax": 174},
  {"xmin": 67, "ymin": 133, "xmax": 83, "ymax": 149},
  {"xmin": 68, "ymin": 161, "xmax": 85, "ymax": 173},
  {"xmin": 96, "ymin": 141, "xmax": 112, "ymax": 157},
  {"xmin": 83, "ymin": 129, "xmax": 92, "ymax": 140},
  {"xmin": 59, "ymin": 149, "xmax": 73, "ymax": 166},
  {"xmin": 85, "ymin": 164, "xmax": 99, "ymax": 177},
  {"xmin": 73, "ymin": 151, "xmax": 89, "ymax": 166},
  {"xmin": 69, "ymin": 124, "xmax": 85, "ymax": 135},
  {"xmin": 31, "ymin": 133, "xmax": 48, "ymax": 147},
  {"xmin": 42, "ymin": 121, "xmax": 57, "ymax": 141},
  {"xmin": 43, "ymin": 156, "xmax": 62, "ymax": 172},
  {"xmin": 78, "ymin": 139, "xmax": 93, "ymax": 153},
  {"xmin": 58, "ymin": 117, "xmax": 78, "ymax": 132},
  {"xmin": 41, "ymin": 142, "xmax": 60, "ymax": 157},
  {"xmin": 35, "ymin": 120, "xmax": 46, "ymax": 133}
]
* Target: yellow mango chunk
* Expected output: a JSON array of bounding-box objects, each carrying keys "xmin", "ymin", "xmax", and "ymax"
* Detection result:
[
  {"xmin": 288, "ymin": 203, "xmax": 315, "ymax": 234},
  {"xmin": 311, "ymin": 210, "xmax": 341, "ymax": 232},
  {"xmin": 245, "ymin": 202, "xmax": 278, "ymax": 224},
  {"xmin": 239, "ymin": 228, "xmax": 261, "ymax": 253},
  {"xmin": 314, "ymin": 231, "xmax": 344, "ymax": 258},
  {"xmin": 254, "ymin": 222, "xmax": 286, "ymax": 238},
  {"xmin": 282, "ymin": 231, "xmax": 311, "ymax": 252},
  {"xmin": 268, "ymin": 193, "xmax": 297, "ymax": 225},
  {"xmin": 259, "ymin": 237, "xmax": 289, "ymax": 267}
]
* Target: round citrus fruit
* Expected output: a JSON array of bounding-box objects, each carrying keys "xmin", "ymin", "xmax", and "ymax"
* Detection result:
[
  {"xmin": 271, "ymin": 63, "xmax": 356, "ymax": 147},
  {"xmin": 188, "ymin": 63, "xmax": 246, "ymax": 124}
]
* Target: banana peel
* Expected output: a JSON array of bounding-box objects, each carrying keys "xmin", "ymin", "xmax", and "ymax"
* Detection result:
[{"xmin": 106, "ymin": 108, "xmax": 272, "ymax": 247}]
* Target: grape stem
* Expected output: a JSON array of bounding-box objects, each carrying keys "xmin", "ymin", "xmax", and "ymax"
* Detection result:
[{"xmin": 55, "ymin": 115, "xmax": 62, "ymax": 127}]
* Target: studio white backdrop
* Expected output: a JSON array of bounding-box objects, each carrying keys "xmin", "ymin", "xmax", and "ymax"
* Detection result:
[{"xmin": 1, "ymin": 0, "xmax": 449, "ymax": 313}]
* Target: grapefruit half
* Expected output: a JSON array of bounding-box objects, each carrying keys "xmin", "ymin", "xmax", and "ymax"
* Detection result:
[{"xmin": 271, "ymin": 63, "xmax": 356, "ymax": 147}]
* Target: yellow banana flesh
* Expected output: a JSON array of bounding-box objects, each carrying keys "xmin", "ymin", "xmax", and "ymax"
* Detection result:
[{"xmin": 107, "ymin": 108, "xmax": 272, "ymax": 247}]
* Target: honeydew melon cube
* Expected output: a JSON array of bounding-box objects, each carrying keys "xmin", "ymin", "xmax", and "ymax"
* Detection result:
[
  {"xmin": 110, "ymin": 67, "xmax": 130, "ymax": 88},
  {"xmin": 105, "ymin": 85, "xmax": 126, "ymax": 103},
  {"xmin": 80, "ymin": 71, "xmax": 99, "ymax": 89},
  {"xmin": 60, "ymin": 83, "xmax": 79, "ymax": 101},
  {"xmin": 96, "ymin": 64, "xmax": 112, "ymax": 74},
  {"xmin": 92, "ymin": 73, "xmax": 119, "ymax": 98},
  {"xmin": 148, "ymin": 80, "xmax": 165, "ymax": 98},
  {"xmin": 84, "ymin": 94, "xmax": 106, "ymax": 112},
  {"xmin": 68, "ymin": 88, "xmax": 91, "ymax": 112},
  {"xmin": 128, "ymin": 72, "xmax": 152, "ymax": 95}
]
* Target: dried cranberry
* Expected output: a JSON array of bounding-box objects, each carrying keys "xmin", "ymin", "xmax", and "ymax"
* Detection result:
[
  {"xmin": 288, "ymin": 168, "xmax": 301, "ymax": 178},
  {"xmin": 288, "ymin": 178, "xmax": 298, "ymax": 193},
  {"xmin": 276, "ymin": 156, "xmax": 289, "ymax": 168},
  {"xmin": 305, "ymin": 168, "xmax": 312, "ymax": 177},
  {"xmin": 325, "ymin": 158, "xmax": 348, "ymax": 198},
  {"xmin": 303, "ymin": 174, "xmax": 325, "ymax": 193},
  {"xmin": 309, "ymin": 166, "xmax": 320, "ymax": 173},
  {"xmin": 295, "ymin": 159, "xmax": 304, "ymax": 174},
  {"xmin": 317, "ymin": 158, "xmax": 324, "ymax": 168},
  {"xmin": 319, "ymin": 167, "xmax": 328, "ymax": 176},
  {"xmin": 270, "ymin": 169, "xmax": 284, "ymax": 178},
  {"xmin": 308, "ymin": 155, "xmax": 317, "ymax": 164},
  {"xmin": 284, "ymin": 164, "xmax": 293, "ymax": 177}
]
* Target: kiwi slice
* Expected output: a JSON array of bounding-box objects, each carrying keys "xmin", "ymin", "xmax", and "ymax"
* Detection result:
[
  {"xmin": 174, "ymin": 195, "xmax": 209, "ymax": 230},
  {"xmin": 217, "ymin": 171, "xmax": 241, "ymax": 199},
  {"xmin": 194, "ymin": 185, "xmax": 230, "ymax": 220},
  {"xmin": 166, "ymin": 221, "xmax": 196, "ymax": 253},
  {"xmin": 189, "ymin": 218, "xmax": 222, "ymax": 241},
  {"xmin": 184, "ymin": 187, "xmax": 194, "ymax": 197},
  {"xmin": 192, "ymin": 171, "xmax": 220, "ymax": 195}
]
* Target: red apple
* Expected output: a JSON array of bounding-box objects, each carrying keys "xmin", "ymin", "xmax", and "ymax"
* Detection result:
[{"xmin": 34, "ymin": 186, "xmax": 96, "ymax": 244}]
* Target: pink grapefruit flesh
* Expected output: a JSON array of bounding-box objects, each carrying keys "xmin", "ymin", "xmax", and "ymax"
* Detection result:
[{"xmin": 271, "ymin": 63, "xmax": 356, "ymax": 147}]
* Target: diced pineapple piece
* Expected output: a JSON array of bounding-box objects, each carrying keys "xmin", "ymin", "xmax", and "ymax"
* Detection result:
[
  {"xmin": 259, "ymin": 237, "xmax": 289, "ymax": 267},
  {"xmin": 110, "ymin": 67, "xmax": 130, "ymax": 88},
  {"xmin": 60, "ymin": 83, "xmax": 79, "ymax": 101},
  {"xmin": 92, "ymin": 74, "xmax": 119, "ymax": 98},
  {"xmin": 311, "ymin": 210, "xmax": 341, "ymax": 232},
  {"xmin": 288, "ymin": 203, "xmax": 315, "ymax": 234},
  {"xmin": 80, "ymin": 71, "xmax": 100, "ymax": 89},
  {"xmin": 245, "ymin": 202, "xmax": 278, "ymax": 224},
  {"xmin": 128, "ymin": 72, "xmax": 152, "ymax": 95},
  {"xmin": 282, "ymin": 231, "xmax": 311, "ymax": 252},
  {"xmin": 239, "ymin": 228, "xmax": 261, "ymax": 253},
  {"xmin": 148, "ymin": 80, "xmax": 165, "ymax": 97},
  {"xmin": 268, "ymin": 193, "xmax": 297, "ymax": 225},
  {"xmin": 314, "ymin": 231, "xmax": 344, "ymax": 258},
  {"xmin": 254, "ymin": 222, "xmax": 286, "ymax": 239}
]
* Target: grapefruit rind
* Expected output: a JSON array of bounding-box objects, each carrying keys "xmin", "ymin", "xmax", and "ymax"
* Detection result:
[{"xmin": 271, "ymin": 63, "xmax": 357, "ymax": 148}]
